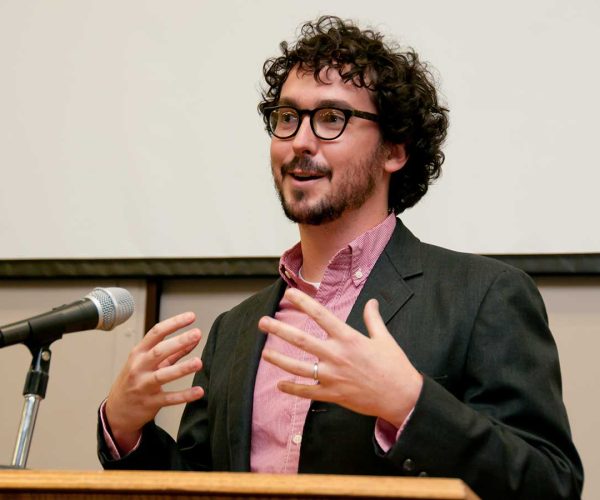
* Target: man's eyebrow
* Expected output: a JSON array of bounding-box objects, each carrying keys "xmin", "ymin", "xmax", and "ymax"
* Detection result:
[
  {"xmin": 317, "ymin": 99, "xmax": 354, "ymax": 108},
  {"xmin": 277, "ymin": 97, "xmax": 298, "ymax": 106},
  {"xmin": 276, "ymin": 97, "xmax": 354, "ymax": 109}
]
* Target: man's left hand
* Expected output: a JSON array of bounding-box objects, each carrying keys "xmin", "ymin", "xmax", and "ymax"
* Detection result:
[{"xmin": 259, "ymin": 288, "xmax": 423, "ymax": 428}]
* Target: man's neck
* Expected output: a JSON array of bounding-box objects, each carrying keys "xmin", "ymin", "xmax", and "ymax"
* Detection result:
[{"xmin": 298, "ymin": 208, "xmax": 390, "ymax": 283}]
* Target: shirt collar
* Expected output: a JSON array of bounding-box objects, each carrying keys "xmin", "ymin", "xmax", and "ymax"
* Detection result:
[{"xmin": 279, "ymin": 213, "xmax": 397, "ymax": 290}]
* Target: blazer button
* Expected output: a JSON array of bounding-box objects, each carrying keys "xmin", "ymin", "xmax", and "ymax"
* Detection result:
[
  {"xmin": 418, "ymin": 471, "xmax": 428, "ymax": 477},
  {"xmin": 402, "ymin": 458, "xmax": 415, "ymax": 472}
]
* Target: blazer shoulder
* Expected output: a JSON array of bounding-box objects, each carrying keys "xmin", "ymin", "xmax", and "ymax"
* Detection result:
[
  {"xmin": 420, "ymin": 241, "xmax": 530, "ymax": 280},
  {"xmin": 412, "ymin": 241, "xmax": 540, "ymax": 304},
  {"xmin": 388, "ymin": 219, "xmax": 530, "ymax": 286}
]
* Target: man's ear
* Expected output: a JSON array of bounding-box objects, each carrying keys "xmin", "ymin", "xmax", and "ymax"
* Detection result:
[{"xmin": 383, "ymin": 143, "xmax": 408, "ymax": 174}]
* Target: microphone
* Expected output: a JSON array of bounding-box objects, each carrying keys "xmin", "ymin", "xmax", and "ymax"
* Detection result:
[{"xmin": 0, "ymin": 288, "xmax": 135, "ymax": 349}]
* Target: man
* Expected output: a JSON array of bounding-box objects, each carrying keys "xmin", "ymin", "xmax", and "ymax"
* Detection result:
[{"xmin": 99, "ymin": 16, "xmax": 583, "ymax": 499}]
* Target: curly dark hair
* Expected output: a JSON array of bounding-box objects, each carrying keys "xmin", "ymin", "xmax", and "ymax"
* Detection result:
[{"xmin": 258, "ymin": 15, "xmax": 449, "ymax": 214}]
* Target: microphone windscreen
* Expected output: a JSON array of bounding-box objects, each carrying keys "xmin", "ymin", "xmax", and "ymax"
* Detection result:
[{"xmin": 86, "ymin": 287, "xmax": 135, "ymax": 330}]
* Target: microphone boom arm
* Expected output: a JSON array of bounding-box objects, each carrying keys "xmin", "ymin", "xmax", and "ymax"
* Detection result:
[{"xmin": 0, "ymin": 299, "xmax": 100, "ymax": 349}]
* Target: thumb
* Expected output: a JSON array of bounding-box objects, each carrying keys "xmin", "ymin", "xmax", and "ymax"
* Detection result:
[{"xmin": 363, "ymin": 299, "xmax": 392, "ymax": 340}]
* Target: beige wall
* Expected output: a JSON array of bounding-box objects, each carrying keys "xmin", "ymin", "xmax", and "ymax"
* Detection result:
[
  {"xmin": 0, "ymin": 276, "xmax": 597, "ymax": 498},
  {"xmin": 536, "ymin": 277, "xmax": 600, "ymax": 499}
]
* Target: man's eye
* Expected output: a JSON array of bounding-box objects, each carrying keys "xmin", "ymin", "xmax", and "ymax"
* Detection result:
[
  {"xmin": 319, "ymin": 110, "xmax": 345, "ymax": 124},
  {"xmin": 280, "ymin": 111, "xmax": 298, "ymax": 124}
]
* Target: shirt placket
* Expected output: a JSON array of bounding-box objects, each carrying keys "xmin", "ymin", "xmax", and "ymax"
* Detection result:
[{"xmin": 283, "ymin": 254, "xmax": 351, "ymax": 471}]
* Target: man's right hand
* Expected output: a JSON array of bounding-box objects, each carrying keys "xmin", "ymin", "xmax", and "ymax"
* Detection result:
[{"xmin": 105, "ymin": 312, "xmax": 204, "ymax": 455}]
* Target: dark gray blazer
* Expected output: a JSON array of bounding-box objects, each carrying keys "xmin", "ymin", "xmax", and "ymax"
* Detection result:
[{"xmin": 99, "ymin": 220, "xmax": 583, "ymax": 499}]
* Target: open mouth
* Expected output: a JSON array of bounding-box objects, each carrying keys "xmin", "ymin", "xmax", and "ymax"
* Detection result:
[
  {"xmin": 290, "ymin": 173, "xmax": 325, "ymax": 181},
  {"xmin": 281, "ymin": 160, "xmax": 331, "ymax": 183}
]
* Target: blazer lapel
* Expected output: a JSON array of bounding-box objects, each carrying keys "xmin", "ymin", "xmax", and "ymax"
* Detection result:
[
  {"xmin": 226, "ymin": 279, "xmax": 287, "ymax": 471},
  {"xmin": 346, "ymin": 219, "xmax": 423, "ymax": 335}
]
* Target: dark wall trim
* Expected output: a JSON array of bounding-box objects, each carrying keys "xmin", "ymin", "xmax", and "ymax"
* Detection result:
[
  {"xmin": 1, "ymin": 254, "xmax": 599, "ymax": 279},
  {"xmin": 0, "ymin": 258, "xmax": 280, "ymax": 279},
  {"xmin": 487, "ymin": 254, "xmax": 600, "ymax": 276},
  {"xmin": 144, "ymin": 279, "xmax": 162, "ymax": 333}
]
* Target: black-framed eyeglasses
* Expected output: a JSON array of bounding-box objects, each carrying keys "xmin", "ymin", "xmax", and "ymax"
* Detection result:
[{"xmin": 263, "ymin": 105, "xmax": 379, "ymax": 140}]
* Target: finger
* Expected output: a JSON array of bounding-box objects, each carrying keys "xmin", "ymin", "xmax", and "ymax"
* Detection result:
[
  {"xmin": 152, "ymin": 356, "xmax": 202, "ymax": 386},
  {"xmin": 258, "ymin": 316, "xmax": 328, "ymax": 359},
  {"xmin": 262, "ymin": 348, "xmax": 315, "ymax": 380},
  {"xmin": 284, "ymin": 288, "xmax": 349, "ymax": 339},
  {"xmin": 158, "ymin": 339, "xmax": 199, "ymax": 369},
  {"xmin": 277, "ymin": 380, "xmax": 322, "ymax": 400},
  {"xmin": 157, "ymin": 385, "xmax": 205, "ymax": 407},
  {"xmin": 363, "ymin": 299, "xmax": 391, "ymax": 340},
  {"xmin": 140, "ymin": 312, "xmax": 196, "ymax": 350},
  {"xmin": 144, "ymin": 328, "xmax": 201, "ymax": 368}
]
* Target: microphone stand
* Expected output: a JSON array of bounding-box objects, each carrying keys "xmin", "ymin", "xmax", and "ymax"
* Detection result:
[{"xmin": 9, "ymin": 342, "xmax": 52, "ymax": 468}]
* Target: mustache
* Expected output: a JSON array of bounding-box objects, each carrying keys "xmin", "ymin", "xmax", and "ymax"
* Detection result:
[{"xmin": 281, "ymin": 157, "xmax": 332, "ymax": 179}]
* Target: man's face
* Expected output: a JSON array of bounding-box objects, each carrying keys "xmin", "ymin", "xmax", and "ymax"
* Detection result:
[{"xmin": 270, "ymin": 66, "xmax": 388, "ymax": 226}]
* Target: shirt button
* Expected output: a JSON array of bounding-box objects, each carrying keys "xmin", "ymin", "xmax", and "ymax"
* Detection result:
[
  {"xmin": 284, "ymin": 270, "xmax": 292, "ymax": 279},
  {"xmin": 292, "ymin": 434, "xmax": 302, "ymax": 445},
  {"xmin": 402, "ymin": 458, "xmax": 415, "ymax": 472},
  {"xmin": 354, "ymin": 269, "xmax": 363, "ymax": 279}
]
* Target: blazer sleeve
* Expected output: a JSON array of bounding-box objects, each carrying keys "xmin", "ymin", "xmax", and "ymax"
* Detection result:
[
  {"xmin": 97, "ymin": 313, "xmax": 224, "ymax": 471},
  {"xmin": 379, "ymin": 267, "xmax": 583, "ymax": 499}
]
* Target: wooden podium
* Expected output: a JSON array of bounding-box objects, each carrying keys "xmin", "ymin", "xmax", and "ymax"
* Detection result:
[{"xmin": 0, "ymin": 469, "xmax": 479, "ymax": 499}]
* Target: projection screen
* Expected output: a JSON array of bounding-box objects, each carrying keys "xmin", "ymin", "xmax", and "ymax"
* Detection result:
[{"xmin": 0, "ymin": 0, "xmax": 598, "ymax": 260}]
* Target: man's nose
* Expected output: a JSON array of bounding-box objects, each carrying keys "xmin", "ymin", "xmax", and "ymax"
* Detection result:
[{"xmin": 291, "ymin": 115, "xmax": 318, "ymax": 156}]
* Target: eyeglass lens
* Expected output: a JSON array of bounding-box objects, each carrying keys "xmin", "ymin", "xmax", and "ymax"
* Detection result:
[{"xmin": 269, "ymin": 107, "xmax": 347, "ymax": 139}]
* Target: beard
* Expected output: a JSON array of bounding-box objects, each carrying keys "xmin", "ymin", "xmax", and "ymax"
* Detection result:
[{"xmin": 272, "ymin": 145, "xmax": 386, "ymax": 226}]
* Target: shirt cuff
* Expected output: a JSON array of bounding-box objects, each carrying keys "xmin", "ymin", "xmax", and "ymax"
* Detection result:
[
  {"xmin": 374, "ymin": 407, "xmax": 415, "ymax": 453},
  {"xmin": 99, "ymin": 399, "xmax": 141, "ymax": 460}
]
